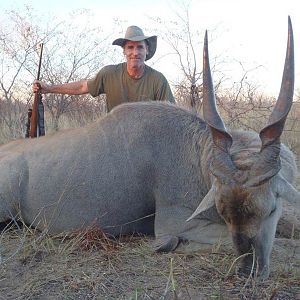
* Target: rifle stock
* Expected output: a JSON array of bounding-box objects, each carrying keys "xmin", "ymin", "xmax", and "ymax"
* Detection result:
[
  {"xmin": 25, "ymin": 108, "xmax": 32, "ymax": 138},
  {"xmin": 29, "ymin": 43, "xmax": 44, "ymax": 138}
]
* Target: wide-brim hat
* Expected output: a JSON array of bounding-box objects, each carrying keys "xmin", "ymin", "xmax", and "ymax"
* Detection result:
[{"xmin": 112, "ymin": 25, "xmax": 157, "ymax": 61}]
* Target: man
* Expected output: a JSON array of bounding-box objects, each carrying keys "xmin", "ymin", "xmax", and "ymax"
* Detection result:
[{"xmin": 33, "ymin": 25, "xmax": 175, "ymax": 112}]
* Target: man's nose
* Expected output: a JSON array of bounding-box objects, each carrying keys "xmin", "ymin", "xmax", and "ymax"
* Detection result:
[{"xmin": 133, "ymin": 47, "xmax": 139, "ymax": 55}]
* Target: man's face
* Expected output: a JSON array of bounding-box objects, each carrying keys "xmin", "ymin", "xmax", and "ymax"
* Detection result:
[{"xmin": 123, "ymin": 40, "xmax": 148, "ymax": 69}]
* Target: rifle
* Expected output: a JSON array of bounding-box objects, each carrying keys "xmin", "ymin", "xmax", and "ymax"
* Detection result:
[
  {"xmin": 25, "ymin": 108, "xmax": 32, "ymax": 138},
  {"xmin": 27, "ymin": 43, "xmax": 45, "ymax": 138}
]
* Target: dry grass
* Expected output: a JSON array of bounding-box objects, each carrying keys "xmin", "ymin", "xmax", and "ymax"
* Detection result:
[{"xmin": 0, "ymin": 220, "xmax": 299, "ymax": 300}]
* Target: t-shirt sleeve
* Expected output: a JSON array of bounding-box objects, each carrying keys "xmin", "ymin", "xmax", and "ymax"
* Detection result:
[
  {"xmin": 155, "ymin": 73, "xmax": 175, "ymax": 103},
  {"xmin": 87, "ymin": 67, "xmax": 108, "ymax": 97}
]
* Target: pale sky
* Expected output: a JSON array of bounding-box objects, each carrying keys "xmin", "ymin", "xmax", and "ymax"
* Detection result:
[{"xmin": 1, "ymin": 0, "xmax": 299, "ymax": 97}]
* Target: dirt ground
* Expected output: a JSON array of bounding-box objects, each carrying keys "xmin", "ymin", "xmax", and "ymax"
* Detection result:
[
  {"xmin": 0, "ymin": 164, "xmax": 299, "ymax": 300},
  {"xmin": 0, "ymin": 228, "xmax": 299, "ymax": 300}
]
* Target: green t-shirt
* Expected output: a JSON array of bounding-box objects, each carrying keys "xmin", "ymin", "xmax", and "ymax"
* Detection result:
[{"xmin": 87, "ymin": 62, "xmax": 175, "ymax": 112}]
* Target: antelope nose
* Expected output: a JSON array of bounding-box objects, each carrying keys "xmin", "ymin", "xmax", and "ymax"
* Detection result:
[{"xmin": 232, "ymin": 232, "xmax": 254, "ymax": 254}]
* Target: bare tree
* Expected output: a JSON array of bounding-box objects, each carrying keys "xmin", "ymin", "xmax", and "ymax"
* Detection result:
[
  {"xmin": 0, "ymin": 6, "xmax": 116, "ymax": 141},
  {"xmin": 151, "ymin": 1, "xmax": 202, "ymax": 110},
  {"xmin": 0, "ymin": 7, "xmax": 39, "ymax": 142},
  {"xmin": 150, "ymin": 1, "xmax": 228, "ymax": 113},
  {"xmin": 60, "ymin": 94, "xmax": 107, "ymax": 129},
  {"xmin": 39, "ymin": 10, "xmax": 114, "ymax": 130}
]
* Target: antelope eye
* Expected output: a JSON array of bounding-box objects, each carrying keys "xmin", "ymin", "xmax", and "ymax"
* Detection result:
[{"xmin": 269, "ymin": 207, "xmax": 276, "ymax": 216}]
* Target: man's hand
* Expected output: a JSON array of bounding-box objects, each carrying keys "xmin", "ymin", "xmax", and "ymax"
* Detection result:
[{"xmin": 32, "ymin": 80, "xmax": 50, "ymax": 94}]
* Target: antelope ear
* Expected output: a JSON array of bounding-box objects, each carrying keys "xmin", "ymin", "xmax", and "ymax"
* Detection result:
[
  {"xmin": 276, "ymin": 174, "xmax": 300, "ymax": 207},
  {"xmin": 186, "ymin": 184, "xmax": 216, "ymax": 222}
]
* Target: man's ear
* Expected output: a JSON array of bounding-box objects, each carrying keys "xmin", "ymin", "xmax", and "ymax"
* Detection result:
[{"xmin": 145, "ymin": 41, "xmax": 149, "ymax": 55}]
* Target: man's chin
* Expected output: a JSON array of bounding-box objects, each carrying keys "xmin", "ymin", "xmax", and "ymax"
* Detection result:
[{"xmin": 129, "ymin": 64, "xmax": 143, "ymax": 69}]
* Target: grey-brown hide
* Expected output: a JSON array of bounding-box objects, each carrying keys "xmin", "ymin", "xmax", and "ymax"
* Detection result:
[
  {"xmin": 0, "ymin": 102, "xmax": 219, "ymax": 240},
  {"xmin": 0, "ymin": 18, "xmax": 298, "ymax": 280},
  {"xmin": 188, "ymin": 16, "xmax": 299, "ymax": 279}
]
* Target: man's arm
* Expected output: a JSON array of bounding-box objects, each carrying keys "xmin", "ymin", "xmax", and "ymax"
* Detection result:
[{"xmin": 33, "ymin": 80, "xmax": 89, "ymax": 95}]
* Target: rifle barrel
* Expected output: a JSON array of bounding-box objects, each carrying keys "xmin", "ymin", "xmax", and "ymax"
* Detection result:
[
  {"xmin": 36, "ymin": 43, "xmax": 44, "ymax": 80},
  {"xmin": 29, "ymin": 43, "xmax": 44, "ymax": 138}
]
